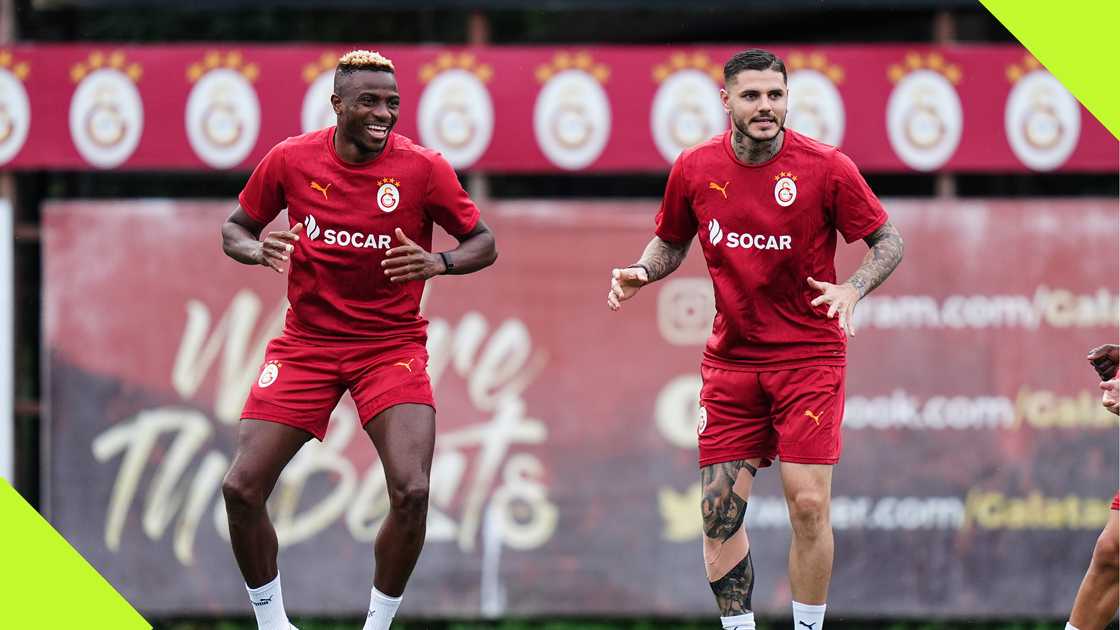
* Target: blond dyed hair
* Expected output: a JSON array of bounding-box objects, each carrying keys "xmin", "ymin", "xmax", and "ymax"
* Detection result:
[{"xmin": 337, "ymin": 50, "xmax": 395, "ymax": 74}]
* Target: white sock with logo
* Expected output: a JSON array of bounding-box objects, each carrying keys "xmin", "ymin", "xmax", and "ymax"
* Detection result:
[
  {"xmin": 792, "ymin": 601, "xmax": 826, "ymax": 630},
  {"xmin": 721, "ymin": 612, "xmax": 756, "ymax": 630},
  {"xmin": 361, "ymin": 586, "xmax": 403, "ymax": 630},
  {"xmin": 246, "ymin": 574, "xmax": 292, "ymax": 630},
  {"xmin": 1065, "ymin": 624, "xmax": 1080, "ymax": 630}
]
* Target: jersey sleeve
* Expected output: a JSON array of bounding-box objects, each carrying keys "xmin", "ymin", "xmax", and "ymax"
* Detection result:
[
  {"xmin": 828, "ymin": 149, "xmax": 888, "ymax": 243},
  {"xmin": 424, "ymin": 153, "xmax": 480, "ymax": 238},
  {"xmin": 654, "ymin": 153, "xmax": 698, "ymax": 243},
  {"xmin": 237, "ymin": 143, "xmax": 288, "ymax": 225}
]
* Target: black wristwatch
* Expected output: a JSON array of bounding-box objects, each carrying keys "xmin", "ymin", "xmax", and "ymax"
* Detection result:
[{"xmin": 439, "ymin": 251, "xmax": 454, "ymax": 274}]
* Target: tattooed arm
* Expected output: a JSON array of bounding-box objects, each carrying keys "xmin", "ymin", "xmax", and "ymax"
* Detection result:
[
  {"xmin": 607, "ymin": 236, "xmax": 691, "ymax": 311},
  {"xmin": 846, "ymin": 221, "xmax": 905, "ymax": 298},
  {"xmin": 807, "ymin": 220, "xmax": 904, "ymax": 337}
]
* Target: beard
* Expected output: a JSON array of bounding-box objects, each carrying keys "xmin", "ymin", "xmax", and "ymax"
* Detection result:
[{"xmin": 732, "ymin": 114, "xmax": 784, "ymax": 143}]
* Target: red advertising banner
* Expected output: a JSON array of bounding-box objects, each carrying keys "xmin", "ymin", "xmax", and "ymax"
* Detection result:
[
  {"xmin": 44, "ymin": 198, "xmax": 1118, "ymax": 619},
  {"xmin": 2, "ymin": 45, "xmax": 1116, "ymax": 173}
]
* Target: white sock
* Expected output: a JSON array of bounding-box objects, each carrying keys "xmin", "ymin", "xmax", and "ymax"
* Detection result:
[
  {"xmin": 361, "ymin": 586, "xmax": 403, "ymax": 630},
  {"xmin": 721, "ymin": 612, "xmax": 756, "ymax": 630},
  {"xmin": 246, "ymin": 574, "xmax": 292, "ymax": 630},
  {"xmin": 1066, "ymin": 624, "xmax": 1080, "ymax": 630},
  {"xmin": 792, "ymin": 601, "xmax": 826, "ymax": 630}
]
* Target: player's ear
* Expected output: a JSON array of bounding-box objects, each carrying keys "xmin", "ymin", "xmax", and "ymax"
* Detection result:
[
  {"xmin": 331, "ymin": 93, "xmax": 342, "ymax": 116},
  {"xmin": 720, "ymin": 88, "xmax": 730, "ymax": 113}
]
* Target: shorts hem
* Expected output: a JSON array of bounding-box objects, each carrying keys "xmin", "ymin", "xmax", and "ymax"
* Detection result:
[
  {"xmin": 239, "ymin": 412, "xmax": 324, "ymax": 441},
  {"xmin": 778, "ymin": 455, "xmax": 840, "ymax": 465},
  {"xmin": 360, "ymin": 397, "xmax": 436, "ymax": 426},
  {"xmin": 698, "ymin": 452, "xmax": 775, "ymax": 469}
]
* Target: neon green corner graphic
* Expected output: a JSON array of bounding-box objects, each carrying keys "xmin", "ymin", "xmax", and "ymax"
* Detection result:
[
  {"xmin": 981, "ymin": 0, "xmax": 1120, "ymax": 139},
  {"xmin": 0, "ymin": 479, "xmax": 150, "ymax": 628}
]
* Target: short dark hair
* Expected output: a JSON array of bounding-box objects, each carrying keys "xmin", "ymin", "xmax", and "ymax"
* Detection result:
[{"xmin": 723, "ymin": 49, "xmax": 787, "ymax": 85}]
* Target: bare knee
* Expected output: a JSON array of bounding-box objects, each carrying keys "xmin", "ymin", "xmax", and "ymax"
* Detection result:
[
  {"xmin": 1090, "ymin": 528, "xmax": 1120, "ymax": 572},
  {"xmin": 222, "ymin": 467, "xmax": 268, "ymax": 519},
  {"xmin": 388, "ymin": 480, "xmax": 430, "ymax": 519},
  {"xmin": 788, "ymin": 492, "xmax": 830, "ymax": 538}
]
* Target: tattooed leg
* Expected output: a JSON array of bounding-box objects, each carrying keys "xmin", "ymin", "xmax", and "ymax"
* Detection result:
[{"xmin": 702, "ymin": 458, "xmax": 760, "ymax": 615}]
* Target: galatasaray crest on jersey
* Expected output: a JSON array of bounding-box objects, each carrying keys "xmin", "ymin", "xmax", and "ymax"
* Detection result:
[
  {"xmin": 774, "ymin": 171, "xmax": 798, "ymax": 207},
  {"xmin": 377, "ymin": 177, "xmax": 401, "ymax": 213}
]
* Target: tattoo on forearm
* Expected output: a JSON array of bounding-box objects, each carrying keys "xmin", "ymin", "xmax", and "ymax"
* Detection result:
[
  {"xmin": 637, "ymin": 236, "xmax": 691, "ymax": 283},
  {"xmin": 710, "ymin": 551, "xmax": 755, "ymax": 615},
  {"xmin": 846, "ymin": 221, "xmax": 904, "ymax": 298}
]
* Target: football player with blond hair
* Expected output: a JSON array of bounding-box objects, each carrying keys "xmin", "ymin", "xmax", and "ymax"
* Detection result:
[{"xmin": 220, "ymin": 49, "xmax": 497, "ymax": 630}]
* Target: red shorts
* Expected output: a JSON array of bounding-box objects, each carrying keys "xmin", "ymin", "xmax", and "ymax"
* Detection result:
[
  {"xmin": 698, "ymin": 363, "xmax": 845, "ymax": 468},
  {"xmin": 1112, "ymin": 491, "xmax": 1119, "ymax": 511},
  {"xmin": 241, "ymin": 335, "xmax": 434, "ymax": 440}
]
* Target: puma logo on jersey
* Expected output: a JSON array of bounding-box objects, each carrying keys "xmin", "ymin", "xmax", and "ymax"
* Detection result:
[
  {"xmin": 394, "ymin": 358, "xmax": 415, "ymax": 372},
  {"xmin": 798, "ymin": 622, "xmax": 816, "ymax": 630},
  {"xmin": 708, "ymin": 181, "xmax": 729, "ymax": 199},
  {"xmin": 310, "ymin": 180, "xmax": 331, "ymax": 200},
  {"xmin": 804, "ymin": 409, "xmax": 822, "ymax": 425}
]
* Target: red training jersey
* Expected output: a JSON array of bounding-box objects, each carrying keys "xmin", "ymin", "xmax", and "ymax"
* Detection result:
[
  {"xmin": 655, "ymin": 129, "xmax": 888, "ymax": 369},
  {"xmin": 238, "ymin": 128, "xmax": 480, "ymax": 346}
]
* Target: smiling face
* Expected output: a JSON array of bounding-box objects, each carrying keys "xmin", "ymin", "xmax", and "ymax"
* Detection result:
[
  {"xmin": 331, "ymin": 69, "xmax": 399, "ymax": 161},
  {"xmin": 721, "ymin": 68, "xmax": 788, "ymax": 143}
]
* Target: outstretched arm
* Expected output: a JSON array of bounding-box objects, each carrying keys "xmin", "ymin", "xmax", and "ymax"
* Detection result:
[
  {"xmin": 382, "ymin": 219, "xmax": 497, "ymax": 282},
  {"xmin": 607, "ymin": 236, "xmax": 691, "ymax": 311},
  {"xmin": 807, "ymin": 220, "xmax": 904, "ymax": 336}
]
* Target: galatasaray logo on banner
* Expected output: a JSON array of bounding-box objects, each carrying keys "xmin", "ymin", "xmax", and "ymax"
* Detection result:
[
  {"xmin": 649, "ymin": 52, "xmax": 726, "ymax": 165},
  {"xmin": 885, "ymin": 52, "xmax": 962, "ymax": 171},
  {"xmin": 533, "ymin": 52, "xmax": 611, "ymax": 170},
  {"xmin": 785, "ymin": 52, "xmax": 846, "ymax": 148},
  {"xmin": 301, "ymin": 52, "xmax": 340, "ymax": 133},
  {"xmin": 185, "ymin": 51, "xmax": 261, "ymax": 169},
  {"xmin": 68, "ymin": 51, "xmax": 144, "ymax": 169},
  {"xmin": 0, "ymin": 51, "xmax": 30, "ymax": 166},
  {"xmin": 1004, "ymin": 55, "xmax": 1080, "ymax": 171},
  {"xmin": 417, "ymin": 53, "xmax": 495, "ymax": 169}
]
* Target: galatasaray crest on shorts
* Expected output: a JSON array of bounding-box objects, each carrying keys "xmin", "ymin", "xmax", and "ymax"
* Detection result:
[
  {"xmin": 68, "ymin": 51, "xmax": 144, "ymax": 169},
  {"xmin": 696, "ymin": 403, "xmax": 708, "ymax": 435},
  {"xmin": 417, "ymin": 53, "xmax": 495, "ymax": 169},
  {"xmin": 0, "ymin": 51, "xmax": 31, "ymax": 166},
  {"xmin": 258, "ymin": 360, "xmax": 281, "ymax": 388},
  {"xmin": 885, "ymin": 52, "xmax": 962, "ymax": 171},
  {"xmin": 301, "ymin": 52, "xmax": 341, "ymax": 133},
  {"xmin": 773, "ymin": 171, "xmax": 798, "ymax": 207},
  {"xmin": 649, "ymin": 53, "xmax": 727, "ymax": 165},
  {"xmin": 377, "ymin": 177, "xmax": 400, "ymax": 213},
  {"xmin": 533, "ymin": 51, "xmax": 612, "ymax": 170},
  {"xmin": 185, "ymin": 51, "xmax": 261, "ymax": 169},
  {"xmin": 1004, "ymin": 55, "xmax": 1080, "ymax": 171},
  {"xmin": 785, "ymin": 52, "xmax": 846, "ymax": 148}
]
